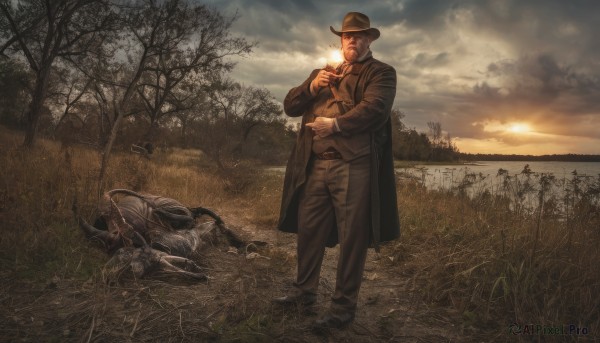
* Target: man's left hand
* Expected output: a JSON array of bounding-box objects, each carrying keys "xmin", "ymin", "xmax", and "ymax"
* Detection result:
[{"xmin": 306, "ymin": 117, "xmax": 336, "ymax": 137}]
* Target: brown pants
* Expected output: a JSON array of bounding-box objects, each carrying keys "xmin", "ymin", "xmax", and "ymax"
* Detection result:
[{"xmin": 295, "ymin": 155, "xmax": 370, "ymax": 313}]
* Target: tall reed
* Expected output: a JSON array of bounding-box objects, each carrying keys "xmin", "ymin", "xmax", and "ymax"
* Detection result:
[{"xmin": 386, "ymin": 166, "xmax": 600, "ymax": 338}]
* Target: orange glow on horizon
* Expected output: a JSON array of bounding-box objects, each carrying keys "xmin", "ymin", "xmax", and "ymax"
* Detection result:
[
  {"xmin": 479, "ymin": 120, "xmax": 534, "ymax": 135},
  {"xmin": 454, "ymin": 131, "xmax": 600, "ymax": 155}
]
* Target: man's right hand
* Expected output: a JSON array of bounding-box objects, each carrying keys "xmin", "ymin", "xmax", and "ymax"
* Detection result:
[{"xmin": 310, "ymin": 69, "xmax": 341, "ymax": 94}]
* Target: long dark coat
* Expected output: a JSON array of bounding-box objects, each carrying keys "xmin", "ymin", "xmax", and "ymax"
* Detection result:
[{"xmin": 277, "ymin": 56, "xmax": 400, "ymax": 250}]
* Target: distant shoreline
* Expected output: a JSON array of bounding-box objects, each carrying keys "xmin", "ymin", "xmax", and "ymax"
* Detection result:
[
  {"xmin": 458, "ymin": 153, "xmax": 600, "ymax": 162},
  {"xmin": 393, "ymin": 157, "xmax": 600, "ymax": 169}
]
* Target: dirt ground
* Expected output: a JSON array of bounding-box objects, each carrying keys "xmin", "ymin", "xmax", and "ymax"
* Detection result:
[
  {"xmin": 0, "ymin": 207, "xmax": 481, "ymax": 342},
  {"xmin": 222, "ymin": 209, "xmax": 478, "ymax": 343}
]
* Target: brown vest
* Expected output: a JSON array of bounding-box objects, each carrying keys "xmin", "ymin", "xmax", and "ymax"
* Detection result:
[{"xmin": 310, "ymin": 63, "xmax": 370, "ymax": 160}]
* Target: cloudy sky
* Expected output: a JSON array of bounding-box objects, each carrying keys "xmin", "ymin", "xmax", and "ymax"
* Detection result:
[{"xmin": 206, "ymin": 0, "xmax": 600, "ymax": 155}]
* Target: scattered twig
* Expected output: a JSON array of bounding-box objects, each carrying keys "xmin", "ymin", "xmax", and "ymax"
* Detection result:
[
  {"xmin": 86, "ymin": 313, "xmax": 95, "ymax": 343},
  {"xmin": 130, "ymin": 311, "xmax": 141, "ymax": 337},
  {"xmin": 179, "ymin": 310, "xmax": 185, "ymax": 338}
]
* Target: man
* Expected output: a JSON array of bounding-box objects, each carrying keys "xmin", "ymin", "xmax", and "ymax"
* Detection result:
[{"xmin": 275, "ymin": 12, "xmax": 400, "ymax": 329}]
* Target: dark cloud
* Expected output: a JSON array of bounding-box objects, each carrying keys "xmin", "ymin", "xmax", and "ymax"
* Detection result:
[
  {"xmin": 469, "ymin": 54, "xmax": 600, "ymax": 116},
  {"xmin": 206, "ymin": 0, "xmax": 600, "ymax": 153},
  {"xmin": 397, "ymin": 0, "xmax": 460, "ymax": 29},
  {"xmin": 413, "ymin": 52, "xmax": 451, "ymax": 68}
]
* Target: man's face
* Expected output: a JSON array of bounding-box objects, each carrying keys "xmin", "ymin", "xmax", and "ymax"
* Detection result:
[{"xmin": 341, "ymin": 32, "xmax": 372, "ymax": 63}]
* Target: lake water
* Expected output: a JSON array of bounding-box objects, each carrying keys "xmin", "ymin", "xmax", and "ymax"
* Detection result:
[
  {"xmin": 399, "ymin": 161, "xmax": 600, "ymax": 191},
  {"xmin": 405, "ymin": 161, "xmax": 600, "ymax": 180},
  {"xmin": 398, "ymin": 161, "xmax": 600, "ymax": 215},
  {"xmin": 267, "ymin": 161, "xmax": 600, "ymax": 178},
  {"xmin": 266, "ymin": 161, "xmax": 600, "ymax": 214},
  {"xmin": 268, "ymin": 161, "xmax": 600, "ymax": 181},
  {"xmin": 395, "ymin": 161, "xmax": 600, "ymax": 217}
]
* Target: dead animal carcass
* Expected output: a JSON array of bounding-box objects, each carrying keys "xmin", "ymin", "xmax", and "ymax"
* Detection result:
[{"xmin": 75, "ymin": 189, "xmax": 246, "ymax": 281}]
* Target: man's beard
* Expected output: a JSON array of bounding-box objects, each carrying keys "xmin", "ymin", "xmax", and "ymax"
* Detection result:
[{"xmin": 344, "ymin": 48, "xmax": 359, "ymax": 63}]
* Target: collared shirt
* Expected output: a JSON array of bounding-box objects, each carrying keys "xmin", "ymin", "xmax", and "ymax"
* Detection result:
[{"xmin": 339, "ymin": 49, "xmax": 372, "ymax": 73}]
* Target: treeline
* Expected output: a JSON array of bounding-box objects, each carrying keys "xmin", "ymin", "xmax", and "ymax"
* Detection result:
[
  {"xmin": 390, "ymin": 109, "xmax": 460, "ymax": 162},
  {"xmin": 0, "ymin": 0, "xmax": 296, "ymax": 172},
  {"xmin": 460, "ymin": 153, "xmax": 600, "ymax": 162}
]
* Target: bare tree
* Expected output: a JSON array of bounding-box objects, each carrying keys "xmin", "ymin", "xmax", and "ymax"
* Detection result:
[
  {"xmin": 427, "ymin": 121, "xmax": 442, "ymax": 146},
  {"xmin": 169, "ymin": 72, "xmax": 211, "ymax": 148},
  {"xmin": 75, "ymin": 0, "xmax": 253, "ymax": 188},
  {"xmin": 132, "ymin": 2, "xmax": 252, "ymax": 144},
  {"xmin": 206, "ymin": 77, "xmax": 239, "ymax": 142},
  {"xmin": 52, "ymin": 67, "xmax": 92, "ymax": 134},
  {"xmin": 236, "ymin": 86, "xmax": 282, "ymax": 142},
  {"xmin": 0, "ymin": 59, "xmax": 31, "ymax": 128},
  {"xmin": 208, "ymin": 78, "xmax": 281, "ymax": 140},
  {"xmin": 199, "ymin": 76, "xmax": 282, "ymax": 168},
  {"xmin": 0, "ymin": 0, "xmax": 114, "ymax": 147}
]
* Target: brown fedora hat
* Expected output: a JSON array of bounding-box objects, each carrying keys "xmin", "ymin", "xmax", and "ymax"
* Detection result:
[{"xmin": 330, "ymin": 12, "xmax": 380, "ymax": 40}]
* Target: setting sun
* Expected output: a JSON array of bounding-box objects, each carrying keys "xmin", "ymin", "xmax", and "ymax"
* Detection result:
[
  {"xmin": 480, "ymin": 120, "xmax": 533, "ymax": 135},
  {"xmin": 508, "ymin": 123, "xmax": 531, "ymax": 134}
]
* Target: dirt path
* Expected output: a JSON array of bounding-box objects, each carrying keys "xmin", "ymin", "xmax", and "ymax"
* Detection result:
[
  {"xmin": 0, "ymin": 208, "xmax": 471, "ymax": 342},
  {"xmin": 218, "ymin": 208, "xmax": 466, "ymax": 342}
]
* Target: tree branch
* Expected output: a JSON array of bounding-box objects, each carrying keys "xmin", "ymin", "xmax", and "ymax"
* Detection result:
[{"xmin": 0, "ymin": 2, "xmax": 39, "ymax": 71}]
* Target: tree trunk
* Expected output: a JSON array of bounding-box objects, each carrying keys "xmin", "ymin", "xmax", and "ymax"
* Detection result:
[
  {"xmin": 143, "ymin": 119, "xmax": 159, "ymax": 144},
  {"xmin": 180, "ymin": 118, "xmax": 188, "ymax": 148},
  {"xmin": 22, "ymin": 64, "xmax": 52, "ymax": 147},
  {"xmin": 97, "ymin": 105, "xmax": 125, "ymax": 197},
  {"xmin": 96, "ymin": 62, "xmax": 146, "ymax": 195}
]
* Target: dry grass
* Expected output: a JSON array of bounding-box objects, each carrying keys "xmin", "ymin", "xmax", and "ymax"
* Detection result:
[
  {"xmin": 1, "ymin": 126, "xmax": 598, "ymax": 341},
  {"xmin": 384, "ymin": 179, "xmax": 600, "ymax": 340},
  {"xmin": 0, "ymin": 128, "xmax": 307, "ymax": 342}
]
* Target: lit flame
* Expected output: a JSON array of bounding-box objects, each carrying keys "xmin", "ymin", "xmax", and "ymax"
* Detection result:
[
  {"xmin": 325, "ymin": 49, "xmax": 344, "ymax": 69},
  {"xmin": 319, "ymin": 50, "xmax": 344, "ymax": 69}
]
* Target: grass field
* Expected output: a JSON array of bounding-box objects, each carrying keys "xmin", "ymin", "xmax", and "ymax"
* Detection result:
[{"xmin": 1, "ymin": 126, "xmax": 598, "ymax": 342}]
